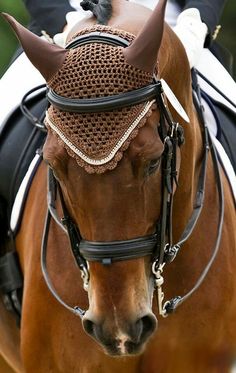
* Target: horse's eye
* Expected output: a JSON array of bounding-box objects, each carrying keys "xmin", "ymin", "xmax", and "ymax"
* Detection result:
[
  {"xmin": 148, "ymin": 158, "xmax": 161, "ymax": 175},
  {"xmin": 43, "ymin": 159, "xmax": 59, "ymax": 178},
  {"xmin": 43, "ymin": 158, "xmax": 51, "ymax": 167}
]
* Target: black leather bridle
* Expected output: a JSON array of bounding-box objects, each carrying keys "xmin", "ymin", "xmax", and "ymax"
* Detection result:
[{"xmin": 41, "ymin": 32, "xmax": 224, "ymax": 319}]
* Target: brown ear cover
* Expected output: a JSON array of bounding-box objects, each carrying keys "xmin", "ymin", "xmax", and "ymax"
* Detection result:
[
  {"xmin": 1, "ymin": 12, "xmax": 68, "ymax": 81},
  {"xmin": 123, "ymin": 0, "xmax": 167, "ymax": 73}
]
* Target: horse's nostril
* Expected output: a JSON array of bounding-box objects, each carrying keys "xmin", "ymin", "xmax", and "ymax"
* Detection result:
[
  {"xmin": 83, "ymin": 318, "xmax": 95, "ymax": 336},
  {"xmin": 82, "ymin": 313, "xmax": 157, "ymax": 355},
  {"xmin": 129, "ymin": 314, "xmax": 157, "ymax": 343},
  {"xmin": 139, "ymin": 314, "xmax": 157, "ymax": 341}
]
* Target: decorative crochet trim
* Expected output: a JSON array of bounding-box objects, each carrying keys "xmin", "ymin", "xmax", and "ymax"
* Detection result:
[{"xmin": 45, "ymin": 100, "xmax": 155, "ymax": 166}]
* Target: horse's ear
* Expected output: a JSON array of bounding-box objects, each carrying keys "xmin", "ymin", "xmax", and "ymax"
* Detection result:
[
  {"xmin": 123, "ymin": 0, "xmax": 167, "ymax": 74},
  {"xmin": 1, "ymin": 13, "xmax": 68, "ymax": 82}
]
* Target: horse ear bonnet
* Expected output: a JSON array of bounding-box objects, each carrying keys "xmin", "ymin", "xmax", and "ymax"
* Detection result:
[
  {"xmin": 46, "ymin": 25, "xmax": 155, "ymax": 173},
  {"xmin": 2, "ymin": 0, "xmax": 167, "ymax": 173}
]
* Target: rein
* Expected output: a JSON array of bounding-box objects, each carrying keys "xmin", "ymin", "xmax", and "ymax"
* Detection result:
[{"xmin": 41, "ymin": 33, "xmax": 224, "ymax": 319}]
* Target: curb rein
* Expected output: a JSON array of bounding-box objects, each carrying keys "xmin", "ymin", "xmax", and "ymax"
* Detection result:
[{"xmin": 42, "ymin": 33, "xmax": 224, "ymax": 319}]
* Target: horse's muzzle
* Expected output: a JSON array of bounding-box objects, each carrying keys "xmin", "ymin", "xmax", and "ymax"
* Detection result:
[{"xmin": 82, "ymin": 312, "xmax": 157, "ymax": 356}]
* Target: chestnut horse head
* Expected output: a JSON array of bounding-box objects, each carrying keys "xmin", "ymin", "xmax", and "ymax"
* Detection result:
[
  {"xmin": 3, "ymin": 1, "xmax": 235, "ymax": 369},
  {"xmin": 2, "ymin": 0, "xmax": 191, "ymax": 356}
]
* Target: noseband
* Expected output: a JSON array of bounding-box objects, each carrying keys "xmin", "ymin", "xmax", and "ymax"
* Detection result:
[{"xmin": 41, "ymin": 32, "xmax": 224, "ymax": 319}]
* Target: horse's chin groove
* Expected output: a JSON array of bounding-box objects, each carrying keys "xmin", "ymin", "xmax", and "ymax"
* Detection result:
[
  {"xmin": 102, "ymin": 341, "xmax": 146, "ymax": 357},
  {"xmin": 98, "ymin": 337, "xmax": 149, "ymax": 357},
  {"xmin": 83, "ymin": 327, "xmax": 150, "ymax": 356},
  {"xmin": 123, "ymin": 340, "xmax": 146, "ymax": 356}
]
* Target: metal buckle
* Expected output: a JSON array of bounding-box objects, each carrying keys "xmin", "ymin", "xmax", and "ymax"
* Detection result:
[
  {"xmin": 152, "ymin": 261, "xmax": 168, "ymax": 318},
  {"xmin": 80, "ymin": 264, "xmax": 89, "ymax": 291},
  {"xmin": 164, "ymin": 244, "xmax": 180, "ymax": 264},
  {"xmin": 212, "ymin": 25, "xmax": 221, "ymax": 41}
]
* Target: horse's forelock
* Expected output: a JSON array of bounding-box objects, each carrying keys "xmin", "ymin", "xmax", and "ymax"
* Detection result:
[{"xmin": 80, "ymin": 0, "xmax": 112, "ymax": 25}]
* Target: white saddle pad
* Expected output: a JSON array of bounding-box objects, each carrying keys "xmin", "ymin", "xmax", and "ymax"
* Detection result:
[{"xmin": 196, "ymin": 49, "xmax": 236, "ymax": 114}]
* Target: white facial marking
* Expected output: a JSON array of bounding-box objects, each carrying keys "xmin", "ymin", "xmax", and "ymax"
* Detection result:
[
  {"xmin": 116, "ymin": 332, "xmax": 129, "ymax": 355},
  {"xmin": 112, "ymin": 305, "xmax": 130, "ymax": 355}
]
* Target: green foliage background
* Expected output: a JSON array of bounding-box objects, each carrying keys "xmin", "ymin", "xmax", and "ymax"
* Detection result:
[
  {"xmin": 0, "ymin": 0, "xmax": 29, "ymax": 76},
  {"xmin": 0, "ymin": 0, "xmax": 235, "ymax": 78}
]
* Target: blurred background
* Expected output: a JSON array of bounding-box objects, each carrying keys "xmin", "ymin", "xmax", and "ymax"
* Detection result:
[{"xmin": 0, "ymin": 0, "xmax": 236, "ymax": 79}]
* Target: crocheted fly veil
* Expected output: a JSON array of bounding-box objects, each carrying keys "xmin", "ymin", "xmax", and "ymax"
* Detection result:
[
  {"xmin": 2, "ymin": 0, "xmax": 167, "ymax": 173},
  {"xmin": 45, "ymin": 26, "xmax": 154, "ymax": 173}
]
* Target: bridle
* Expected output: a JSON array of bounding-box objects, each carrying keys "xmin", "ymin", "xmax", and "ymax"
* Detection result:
[{"xmin": 41, "ymin": 32, "xmax": 224, "ymax": 319}]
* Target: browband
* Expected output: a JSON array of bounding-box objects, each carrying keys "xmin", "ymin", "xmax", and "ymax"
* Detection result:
[
  {"xmin": 65, "ymin": 31, "xmax": 130, "ymax": 49},
  {"xmin": 47, "ymin": 83, "xmax": 161, "ymax": 113}
]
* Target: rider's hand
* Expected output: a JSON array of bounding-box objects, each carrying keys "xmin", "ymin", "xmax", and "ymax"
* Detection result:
[{"xmin": 173, "ymin": 8, "xmax": 208, "ymax": 68}]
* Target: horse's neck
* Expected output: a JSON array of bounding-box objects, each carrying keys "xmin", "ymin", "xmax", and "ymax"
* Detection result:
[
  {"xmin": 160, "ymin": 25, "xmax": 203, "ymax": 161},
  {"xmin": 159, "ymin": 27, "xmax": 205, "ymax": 238}
]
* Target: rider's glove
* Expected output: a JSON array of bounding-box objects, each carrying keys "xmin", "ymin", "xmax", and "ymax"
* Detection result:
[{"xmin": 173, "ymin": 8, "xmax": 208, "ymax": 68}]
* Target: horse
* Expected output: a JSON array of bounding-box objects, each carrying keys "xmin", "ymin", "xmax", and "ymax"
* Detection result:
[{"xmin": 0, "ymin": 0, "xmax": 236, "ymax": 372}]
